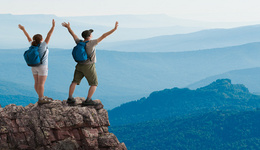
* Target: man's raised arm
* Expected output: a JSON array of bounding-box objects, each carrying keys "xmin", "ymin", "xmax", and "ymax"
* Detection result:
[
  {"xmin": 97, "ymin": 21, "xmax": 118, "ymax": 43},
  {"xmin": 62, "ymin": 22, "xmax": 79, "ymax": 41}
]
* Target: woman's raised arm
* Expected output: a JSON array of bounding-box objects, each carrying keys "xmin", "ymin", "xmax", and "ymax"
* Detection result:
[
  {"xmin": 45, "ymin": 19, "xmax": 55, "ymax": 44},
  {"xmin": 18, "ymin": 24, "xmax": 32, "ymax": 42}
]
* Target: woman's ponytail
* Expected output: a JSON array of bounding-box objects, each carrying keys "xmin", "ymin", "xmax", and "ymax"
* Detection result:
[{"xmin": 32, "ymin": 34, "xmax": 43, "ymax": 46}]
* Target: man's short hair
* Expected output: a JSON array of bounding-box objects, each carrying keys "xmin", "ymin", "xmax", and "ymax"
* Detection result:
[{"xmin": 82, "ymin": 29, "xmax": 94, "ymax": 39}]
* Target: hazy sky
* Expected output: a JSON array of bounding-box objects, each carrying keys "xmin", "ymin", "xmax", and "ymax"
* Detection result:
[{"xmin": 1, "ymin": 0, "xmax": 260, "ymax": 22}]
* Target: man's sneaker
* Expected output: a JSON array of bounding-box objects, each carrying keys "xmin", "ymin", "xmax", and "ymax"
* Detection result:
[
  {"xmin": 67, "ymin": 97, "xmax": 76, "ymax": 105},
  {"xmin": 81, "ymin": 99, "xmax": 98, "ymax": 106},
  {"xmin": 38, "ymin": 96, "xmax": 53, "ymax": 105}
]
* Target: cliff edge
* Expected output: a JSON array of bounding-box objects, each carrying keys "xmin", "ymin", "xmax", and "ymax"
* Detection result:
[{"xmin": 0, "ymin": 98, "xmax": 127, "ymax": 150}]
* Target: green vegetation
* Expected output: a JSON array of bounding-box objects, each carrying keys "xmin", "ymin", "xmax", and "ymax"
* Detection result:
[{"xmin": 110, "ymin": 110, "xmax": 260, "ymax": 150}]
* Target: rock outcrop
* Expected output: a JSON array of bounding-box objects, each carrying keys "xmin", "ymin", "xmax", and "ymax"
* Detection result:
[{"xmin": 0, "ymin": 98, "xmax": 127, "ymax": 150}]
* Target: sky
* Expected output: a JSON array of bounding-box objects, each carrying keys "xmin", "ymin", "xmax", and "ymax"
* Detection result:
[{"xmin": 1, "ymin": 0, "xmax": 260, "ymax": 22}]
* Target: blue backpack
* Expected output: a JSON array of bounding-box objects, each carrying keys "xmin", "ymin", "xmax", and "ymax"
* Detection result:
[
  {"xmin": 24, "ymin": 45, "xmax": 46, "ymax": 66},
  {"xmin": 72, "ymin": 41, "xmax": 94, "ymax": 63}
]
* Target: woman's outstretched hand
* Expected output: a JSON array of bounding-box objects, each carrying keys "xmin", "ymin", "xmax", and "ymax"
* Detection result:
[
  {"xmin": 18, "ymin": 24, "xmax": 25, "ymax": 30},
  {"xmin": 52, "ymin": 19, "xmax": 55, "ymax": 27}
]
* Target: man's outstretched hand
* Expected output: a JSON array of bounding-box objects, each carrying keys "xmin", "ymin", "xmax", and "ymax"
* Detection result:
[
  {"xmin": 62, "ymin": 22, "xmax": 70, "ymax": 28},
  {"xmin": 114, "ymin": 21, "xmax": 119, "ymax": 30}
]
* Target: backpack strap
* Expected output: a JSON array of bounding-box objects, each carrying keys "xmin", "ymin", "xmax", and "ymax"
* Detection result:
[
  {"xmin": 84, "ymin": 41, "xmax": 96, "ymax": 61},
  {"xmin": 40, "ymin": 50, "xmax": 47, "ymax": 63},
  {"xmin": 37, "ymin": 44, "xmax": 47, "ymax": 64},
  {"xmin": 36, "ymin": 43, "xmax": 46, "ymax": 63},
  {"xmin": 88, "ymin": 49, "xmax": 95, "ymax": 62}
]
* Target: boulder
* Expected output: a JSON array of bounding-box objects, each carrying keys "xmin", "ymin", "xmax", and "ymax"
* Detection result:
[{"xmin": 0, "ymin": 97, "xmax": 127, "ymax": 150}]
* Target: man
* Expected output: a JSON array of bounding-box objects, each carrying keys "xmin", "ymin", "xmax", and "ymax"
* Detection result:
[{"xmin": 62, "ymin": 21, "xmax": 118, "ymax": 106}]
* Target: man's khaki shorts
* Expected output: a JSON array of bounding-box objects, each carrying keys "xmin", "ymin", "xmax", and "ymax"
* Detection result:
[{"xmin": 72, "ymin": 63, "xmax": 98, "ymax": 86}]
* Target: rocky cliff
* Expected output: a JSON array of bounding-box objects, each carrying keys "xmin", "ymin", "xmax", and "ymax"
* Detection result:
[{"xmin": 0, "ymin": 98, "xmax": 127, "ymax": 150}]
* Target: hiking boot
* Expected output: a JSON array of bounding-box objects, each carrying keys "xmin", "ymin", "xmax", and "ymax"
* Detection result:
[
  {"xmin": 38, "ymin": 96, "xmax": 53, "ymax": 105},
  {"xmin": 67, "ymin": 97, "xmax": 76, "ymax": 105},
  {"xmin": 81, "ymin": 99, "xmax": 98, "ymax": 106}
]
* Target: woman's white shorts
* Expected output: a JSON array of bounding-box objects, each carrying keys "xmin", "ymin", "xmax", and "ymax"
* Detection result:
[{"xmin": 31, "ymin": 65, "xmax": 48, "ymax": 76}]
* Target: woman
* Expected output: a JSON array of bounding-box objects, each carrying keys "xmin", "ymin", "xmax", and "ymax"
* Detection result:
[{"xmin": 18, "ymin": 19, "xmax": 55, "ymax": 105}]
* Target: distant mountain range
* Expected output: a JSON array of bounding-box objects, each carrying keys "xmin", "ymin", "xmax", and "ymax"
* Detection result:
[
  {"xmin": 0, "ymin": 80, "xmax": 34, "ymax": 96},
  {"xmin": 62, "ymin": 14, "xmax": 258, "ymax": 28},
  {"xmin": 0, "ymin": 14, "xmax": 206, "ymax": 49},
  {"xmin": 99, "ymin": 24, "xmax": 260, "ymax": 52},
  {"xmin": 1, "ymin": 42, "xmax": 260, "ymax": 109},
  {"xmin": 0, "ymin": 79, "xmax": 37, "ymax": 107},
  {"xmin": 0, "ymin": 79, "xmax": 67, "ymax": 107},
  {"xmin": 188, "ymin": 67, "xmax": 260, "ymax": 94},
  {"xmin": 0, "ymin": 95, "xmax": 37, "ymax": 108},
  {"xmin": 2, "ymin": 14, "xmax": 260, "ymax": 50},
  {"xmin": 108, "ymin": 79, "xmax": 260, "ymax": 126}
]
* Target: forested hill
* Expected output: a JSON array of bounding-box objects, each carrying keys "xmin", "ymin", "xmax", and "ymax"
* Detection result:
[
  {"xmin": 110, "ymin": 110, "xmax": 260, "ymax": 150},
  {"xmin": 108, "ymin": 79, "xmax": 260, "ymax": 126}
]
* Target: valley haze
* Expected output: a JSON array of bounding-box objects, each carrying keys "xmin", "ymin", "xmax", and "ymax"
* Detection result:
[{"xmin": 1, "ymin": 14, "xmax": 260, "ymax": 49}]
